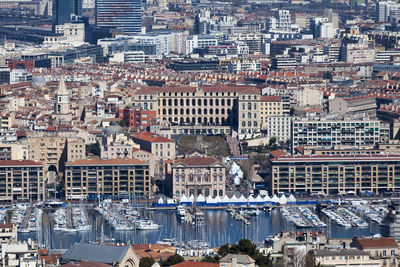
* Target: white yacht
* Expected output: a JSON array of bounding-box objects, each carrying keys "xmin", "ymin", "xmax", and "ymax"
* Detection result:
[{"xmin": 136, "ymin": 220, "xmax": 160, "ymax": 230}]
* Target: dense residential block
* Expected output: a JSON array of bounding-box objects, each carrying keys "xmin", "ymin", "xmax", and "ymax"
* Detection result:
[
  {"xmin": 269, "ymin": 150, "xmax": 400, "ymax": 194},
  {"xmin": 64, "ymin": 158, "xmax": 151, "ymax": 200},
  {"xmin": 0, "ymin": 160, "xmax": 45, "ymax": 201}
]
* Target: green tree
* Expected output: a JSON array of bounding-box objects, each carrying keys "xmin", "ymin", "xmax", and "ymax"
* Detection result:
[
  {"xmin": 86, "ymin": 141, "xmax": 100, "ymax": 156},
  {"xmin": 238, "ymin": 239, "xmax": 256, "ymax": 256},
  {"xmin": 218, "ymin": 244, "xmax": 230, "ymax": 257},
  {"xmin": 305, "ymin": 251, "xmax": 317, "ymax": 267},
  {"xmin": 201, "ymin": 255, "xmax": 219, "ymax": 263},
  {"xmin": 140, "ymin": 257, "xmax": 156, "ymax": 267},
  {"xmin": 118, "ymin": 118, "xmax": 127, "ymax": 127},
  {"xmin": 162, "ymin": 254, "xmax": 184, "ymax": 266}
]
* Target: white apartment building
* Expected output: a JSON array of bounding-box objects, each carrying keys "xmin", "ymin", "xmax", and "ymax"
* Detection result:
[
  {"xmin": 185, "ymin": 35, "xmax": 218, "ymax": 55},
  {"xmin": 130, "ymin": 31, "xmax": 189, "ymax": 55},
  {"xmin": 292, "ymin": 117, "xmax": 382, "ymax": 151},
  {"xmin": 10, "ymin": 69, "xmax": 32, "ymax": 85},
  {"xmin": 264, "ymin": 116, "xmax": 293, "ymax": 142},
  {"xmin": 44, "ymin": 23, "xmax": 85, "ymax": 45}
]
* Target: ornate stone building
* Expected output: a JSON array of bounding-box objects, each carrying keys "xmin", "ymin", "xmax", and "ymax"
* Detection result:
[{"xmin": 133, "ymin": 84, "xmax": 261, "ymax": 137}]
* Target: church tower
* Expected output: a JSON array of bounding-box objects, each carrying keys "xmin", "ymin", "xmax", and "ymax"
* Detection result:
[{"xmin": 55, "ymin": 76, "xmax": 70, "ymax": 115}]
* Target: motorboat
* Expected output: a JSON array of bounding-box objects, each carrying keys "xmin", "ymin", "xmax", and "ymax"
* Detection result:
[{"xmin": 136, "ymin": 220, "xmax": 160, "ymax": 230}]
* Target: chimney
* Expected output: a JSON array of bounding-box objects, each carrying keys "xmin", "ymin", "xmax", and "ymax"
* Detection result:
[{"xmin": 231, "ymin": 257, "xmax": 237, "ymax": 267}]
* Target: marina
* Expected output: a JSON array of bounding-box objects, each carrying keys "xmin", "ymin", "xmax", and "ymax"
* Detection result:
[
  {"xmin": 7, "ymin": 201, "xmax": 387, "ymax": 249},
  {"xmin": 282, "ymin": 207, "xmax": 326, "ymax": 228},
  {"xmin": 322, "ymin": 207, "xmax": 369, "ymax": 228}
]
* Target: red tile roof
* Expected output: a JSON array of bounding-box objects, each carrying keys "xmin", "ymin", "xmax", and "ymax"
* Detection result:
[
  {"xmin": 356, "ymin": 237, "xmax": 398, "ymax": 249},
  {"xmin": 0, "ymin": 160, "xmax": 43, "ymax": 166},
  {"xmin": 171, "ymin": 262, "xmax": 219, "ymax": 267},
  {"xmin": 133, "ymin": 132, "xmax": 174, "ymax": 143},
  {"xmin": 66, "ymin": 158, "xmax": 147, "ymax": 166},
  {"xmin": 174, "ymin": 156, "xmax": 220, "ymax": 167},
  {"xmin": 261, "ymin": 95, "xmax": 281, "ymax": 102}
]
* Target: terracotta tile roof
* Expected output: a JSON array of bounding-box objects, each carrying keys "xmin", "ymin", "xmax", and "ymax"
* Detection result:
[
  {"xmin": 131, "ymin": 244, "xmax": 176, "ymax": 261},
  {"xmin": 60, "ymin": 262, "xmax": 111, "ymax": 267},
  {"xmin": 171, "ymin": 262, "xmax": 219, "ymax": 267},
  {"xmin": 0, "ymin": 223, "xmax": 14, "ymax": 228},
  {"xmin": 0, "ymin": 160, "xmax": 43, "ymax": 166},
  {"xmin": 174, "ymin": 156, "xmax": 220, "ymax": 167},
  {"xmin": 66, "ymin": 158, "xmax": 147, "ymax": 166},
  {"xmin": 356, "ymin": 237, "xmax": 398, "ymax": 249},
  {"xmin": 261, "ymin": 95, "xmax": 281, "ymax": 102},
  {"xmin": 133, "ymin": 132, "xmax": 174, "ymax": 143}
]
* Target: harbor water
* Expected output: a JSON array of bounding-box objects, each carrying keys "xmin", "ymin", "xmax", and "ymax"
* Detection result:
[{"xmin": 17, "ymin": 208, "xmax": 381, "ymax": 249}]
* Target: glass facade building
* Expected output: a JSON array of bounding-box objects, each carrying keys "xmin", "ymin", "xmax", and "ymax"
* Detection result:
[
  {"xmin": 53, "ymin": 0, "xmax": 83, "ymax": 25},
  {"xmin": 96, "ymin": 0, "xmax": 142, "ymax": 34}
]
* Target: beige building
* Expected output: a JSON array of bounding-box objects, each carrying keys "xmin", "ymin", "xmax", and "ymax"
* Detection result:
[
  {"xmin": 0, "ymin": 224, "xmax": 17, "ymax": 244},
  {"xmin": 27, "ymin": 136, "xmax": 86, "ymax": 174},
  {"xmin": 133, "ymin": 85, "xmax": 261, "ymax": 137},
  {"xmin": 65, "ymin": 158, "xmax": 151, "ymax": 200},
  {"xmin": 0, "ymin": 160, "xmax": 45, "ymax": 201},
  {"xmin": 260, "ymin": 95, "xmax": 283, "ymax": 128},
  {"xmin": 329, "ymin": 96, "xmax": 377, "ymax": 117},
  {"xmin": 353, "ymin": 237, "xmax": 399, "ymax": 267},
  {"xmin": 314, "ymin": 249, "xmax": 382, "ymax": 267},
  {"xmin": 132, "ymin": 147, "xmax": 156, "ymax": 177},
  {"xmin": 132, "ymin": 132, "xmax": 176, "ymax": 161},
  {"xmin": 172, "ymin": 156, "xmax": 226, "ymax": 199},
  {"xmin": 0, "ymin": 143, "xmax": 28, "ymax": 160}
]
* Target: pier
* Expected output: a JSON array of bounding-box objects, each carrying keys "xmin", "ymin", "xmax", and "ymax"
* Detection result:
[{"xmin": 228, "ymin": 207, "xmax": 250, "ymax": 225}]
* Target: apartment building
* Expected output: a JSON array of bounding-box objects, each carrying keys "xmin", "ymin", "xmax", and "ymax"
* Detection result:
[
  {"xmin": 314, "ymin": 249, "xmax": 381, "ymax": 267},
  {"xmin": 64, "ymin": 158, "xmax": 151, "ymax": 200},
  {"xmin": 264, "ymin": 116, "xmax": 292, "ymax": 142},
  {"xmin": 329, "ymin": 96, "xmax": 377, "ymax": 117},
  {"xmin": 27, "ymin": 136, "xmax": 86, "ymax": 174},
  {"xmin": 133, "ymin": 85, "xmax": 261, "ymax": 137},
  {"xmin": 353, "ymin": 237, "xmax": 399, "ymax": 267},
  {"xmin": 172, "ymin": 156, "xmax": 226, "ymax": 199},
  {"xmin": 292, "ymin": 117, "xmax": 381, "ymax": 151},
  {"xmin": 269, "ymin": 150, "xmax": 400, "ymax": 195},
  {"xmin": 132, "ymin": 132, "xmax": 175, "ymax": 161},
  {"xmin": 0, "ymin": 160, "xmax": 45, "ymax": 201},
  {"xmin": 0, "ymin": 143, "xmax": 28, "ymax": 160}
]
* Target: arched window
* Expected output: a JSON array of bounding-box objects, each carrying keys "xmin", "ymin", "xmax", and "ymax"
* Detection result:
[
  {"xmin": 205, "ymin": 188, "xmax": 210, "ymax": 197},
  {"xmin": 219, "ymin": 190, "xmax": 223, "ymax": 196},
  {"xmin": 168, "ymin": 99, "xmax": 172, "ymax": 105},
  {"xmin": 204, "ymin": 109, "xmax": 207, "ymax": 115},
  {"xmin": 186, "ymin": 109, "xmax": 190, "ymax": 115},
  {"xmin": 174, "ymin": 109, "xmax": 178, "ymax": 115},
  {"xmin": 163, "ymin": 109, "xmax": 166, "ymax": 115},
  {"xmin": 174, "ymin": 99, "xmax": 178, "ymax": 105},
  {"xmin": 204, "ymin": 99, "xmax": 207, "ymax": 105},
  {"xmin": 198, "ymin": 99, "xmax": 202, "ymax": 106},
  {"xmin": 162, "ymin": 99, "xmax": 166, "ymax": 105},
  {"xmin": 192, "ymin": 99, "xmax": 196, "ymax": 106},
  {"xmin": 198, "ymin": 108, "xmax": 202, "ymax": 115},
  {"xmin": 168, "ymin": 109, "xmax": 172, "ymax": 115},
  {"xmin": 180, "ymin": 99, "xmax": 184, "ymax": 106}
]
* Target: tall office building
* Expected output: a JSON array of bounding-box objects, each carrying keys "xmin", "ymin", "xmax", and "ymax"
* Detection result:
[
  {"xmin": 96, "ymin": 0, "xmax": 142, "ymax": 34},
  {"xmin": 53, "ymin": 0, "xmax": 83, "ymax": 25}
]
